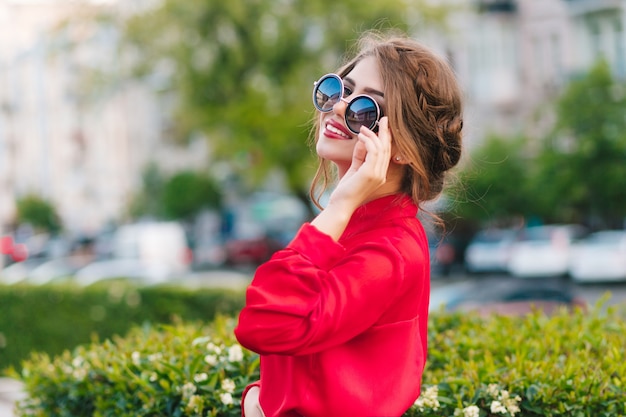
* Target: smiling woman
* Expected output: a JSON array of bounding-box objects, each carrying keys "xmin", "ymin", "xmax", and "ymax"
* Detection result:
[{"xmin": 235, "ymin": 30, "xmax": 464, "ymax": 417}]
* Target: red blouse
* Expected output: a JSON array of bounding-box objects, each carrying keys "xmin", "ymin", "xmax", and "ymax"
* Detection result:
[{"xmin": 234, "ymin": 194, "xmax": 431, "ymax": 417}]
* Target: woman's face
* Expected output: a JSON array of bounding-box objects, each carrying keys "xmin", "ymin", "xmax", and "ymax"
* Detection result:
[{"xmin": 315, "ymin": 56, "xmax": 385, "ymax": 174}]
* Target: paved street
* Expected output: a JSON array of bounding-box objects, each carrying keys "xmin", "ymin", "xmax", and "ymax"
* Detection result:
[
  {"xmin": 430, "ymin": 272, "xmax": 626, "ymax": 308},
  {"xmin": 0, "ymin": 378, "xmax": 25, "ymax": 417}
]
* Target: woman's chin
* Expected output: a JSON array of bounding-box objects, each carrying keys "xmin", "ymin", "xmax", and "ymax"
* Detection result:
[
  {"xmin": 316, "ymin": 142, "xmax": 353, "ymax": 164},
  {"xmin": 316, "ymin": 150, "xmax": 351, "ymax": 166}
]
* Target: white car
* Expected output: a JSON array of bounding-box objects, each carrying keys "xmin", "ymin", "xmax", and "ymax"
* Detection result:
[
  {"xmin": 74, "ymin": 258, "xmax": 160, "ymax": 286},
  {"xmin": 74, "ymin": 221, "xmax": 192, "ymax": 286},
  {"xmin": 23, "ymin": 256, "xmax": 87, "ymax": 285},
  {"xmin": 507, "ymin": 225, "xmax": 586, "ymax": 278},
  {"xmin": 0, "ymin": 259, "xmax": 46, "ymax": 285},
  {"xmin": 569, "ymin": 230, "xmax": 626, "ymax": 283},
  {"xmin": 464, "ymin": 228, "xmax": 519, "ymax": 274},
  {"xmin": 113, "ymin": 221, "xmax": 192, "ymax": 276}
]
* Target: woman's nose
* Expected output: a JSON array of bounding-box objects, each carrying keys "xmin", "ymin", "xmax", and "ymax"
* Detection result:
[{"xmin": 332, "ymin": 97, "xmax": 349, "ymax": 115}]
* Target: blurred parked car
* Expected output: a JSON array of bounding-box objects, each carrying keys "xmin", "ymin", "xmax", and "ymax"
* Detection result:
[
  {"xmin": 224, "ymin": 233, "xmax": 283, "ymax": 267},
  {"xmin": 507, "ymin": 225, "xmax": 586, "ymax": 278},
  {"xmin": 23, "ymin": 256, "xmax": 91, "ymax": 285},
  {"xmin": 569, "ymin": 230, "xmax": 626, "ymax": 283},
  {"xmin": 192, "ymin": 236, "xmax": 227, "ymax": 269},
  {"xmin": 113, "ymin": 221, "xmax": 192, "ymax": 274},
  {"xmin": 431, "ymin": 278, "xmax": 586, "ymax": 316},
  {"xmin": 464, "ymin": 228, "xmax": 519, "ymax": 274},
  {"xmin": 428, "ymin": 232, "xmax": 467, "ymax": 277},
  {"xmin": 0, "ymin": 258, "xmax": 46, "ymax": 285},
  {"xmin": 74, "ymin": 258, "xmax": 158, "ymax": 286},
  {"xmin": 74, "ymin": 221, "xmax": 192, "ymax": 286}
]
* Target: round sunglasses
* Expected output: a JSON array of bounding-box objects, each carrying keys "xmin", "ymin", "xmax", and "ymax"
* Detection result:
[{"xmin": 312, "ymin": 73, "xmax": 382, "ymax": 134}]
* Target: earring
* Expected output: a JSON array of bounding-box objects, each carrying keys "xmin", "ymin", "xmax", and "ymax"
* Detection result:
[{"xmin": 394, "ymin": 156, "xmax": 401, "ymax": 162}]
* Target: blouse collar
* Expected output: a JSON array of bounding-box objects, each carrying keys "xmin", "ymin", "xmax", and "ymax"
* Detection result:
[{"xmin": 345, "ymin": 194, "xmax": 418, "ymax": 232}]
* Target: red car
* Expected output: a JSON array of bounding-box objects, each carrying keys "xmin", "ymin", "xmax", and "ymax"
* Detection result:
[{"xmin": 224, "ymin": 234, "xmax": 283, "ymax": 267}]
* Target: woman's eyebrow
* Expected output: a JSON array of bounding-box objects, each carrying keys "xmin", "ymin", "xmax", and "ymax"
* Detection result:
[{"xmin": 344, "ymin": 76, "xmax": 385, "ymax": 98}]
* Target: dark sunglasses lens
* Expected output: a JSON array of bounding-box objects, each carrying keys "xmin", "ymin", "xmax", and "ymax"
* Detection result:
[
  {"xmin": 346, "ymin": 97, "xmax": 379, "ymax": 132},
  {"xmin": 314, "ymin": 76, "xmax": 342, "ymax": 111}
]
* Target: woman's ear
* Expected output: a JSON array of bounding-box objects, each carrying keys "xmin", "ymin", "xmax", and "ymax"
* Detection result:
[{"xmin": 392, "ymin": 154, "xmax": 410, "ymax": 165}]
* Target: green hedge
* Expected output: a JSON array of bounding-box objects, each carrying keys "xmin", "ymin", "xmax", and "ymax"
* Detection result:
[
  {"xmin": 9, "ymin": 300, "xmax": 626, "ymax": 416},
  {"xmin": 0, "ymin": 282, "xmax": 246, "ymax": 373}
]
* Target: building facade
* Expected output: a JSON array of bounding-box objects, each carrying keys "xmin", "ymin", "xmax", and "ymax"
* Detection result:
[
  {"xmin": 0, "ymin": 0, "xmax": 624, "ymax": 239},
  {"xmin": 423, "ymin": 0, "xmax": 626, "ymax": 149},
  {"xmin": 0, "ymin": 0, "xmax": 208, "ymax": 237}
]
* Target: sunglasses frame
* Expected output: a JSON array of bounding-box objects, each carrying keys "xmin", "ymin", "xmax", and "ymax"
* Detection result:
[{"xmin": 312, "ymin": 73, "xmax": 382, "ymax": 134}]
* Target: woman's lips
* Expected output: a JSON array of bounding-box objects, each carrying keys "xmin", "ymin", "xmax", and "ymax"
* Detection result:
[{"xmin": 324, "ymin": 119, "xmax": 353, "ymax": 140}]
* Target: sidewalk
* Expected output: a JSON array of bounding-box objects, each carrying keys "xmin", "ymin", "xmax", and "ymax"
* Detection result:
[{"xmin": 0, "ymin": 378, "xmax": 25, "ymax": 417}]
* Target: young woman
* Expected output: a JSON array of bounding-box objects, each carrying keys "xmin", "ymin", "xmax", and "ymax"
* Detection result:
[{"xmin": 235, "ymin": 32, "xmax": 463, "ymax": 417}]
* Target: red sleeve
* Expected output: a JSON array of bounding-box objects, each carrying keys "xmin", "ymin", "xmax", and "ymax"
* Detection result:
[{"xmin": 234, "ymin": 223, "xmax": 405, "ymax": 356}]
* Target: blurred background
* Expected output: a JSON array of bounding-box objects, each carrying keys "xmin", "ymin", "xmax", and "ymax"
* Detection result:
[{"xmin": 1, "ymin": 0, "xmax": 626, "ymax": 305}]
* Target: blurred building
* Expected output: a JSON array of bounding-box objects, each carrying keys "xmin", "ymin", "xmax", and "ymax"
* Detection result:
[
  {"xmin": 420, "ymin": 0, "xmax": 626, "ymax": 150},
  {"xmin": 0, "ymin": 0, "xmax": 209, "ymax": 236},
  {"xmin": 0, "ymin": 0, "xmax": 625, "ymax": 236}
]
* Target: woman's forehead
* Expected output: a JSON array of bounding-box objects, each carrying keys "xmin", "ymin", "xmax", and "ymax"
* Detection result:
[{"xmin": 344, "ymin": 56, "xmax": 383, "ymax": 93}]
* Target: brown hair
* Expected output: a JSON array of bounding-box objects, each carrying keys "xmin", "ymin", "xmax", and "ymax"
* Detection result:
[{"xmin": 309, "ymin": 32, "xmax": 464, "ymax": 210}]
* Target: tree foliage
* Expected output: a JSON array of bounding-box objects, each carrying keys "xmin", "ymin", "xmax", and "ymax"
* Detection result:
[
  {"xmin": 120, "ymin": 0, "xmax": 448, "ymax": 203},
  {"xmin": 531, "ymin": 60, "xmax": 626, "ymax": 227},
  {"xmin": 15, "ymin": 195, "xmax": 62, "ymax": 234},
  {"xmin": 128, "ymin": 164, "xmax": 222, "ymax": 221},
  {"xmin": 161, "ymin": 170, "xmax": 222, "ymax": 220},
  {"xmin": 455, "ymin": 60, "xmax": 626, "ymax": 229},
  {"xmin": 453, "ymin": 135, "xmax": 530, "ymax": 227},
  {"xmin": 127, "ymin": 162, "xmax": 167, "ymax": 220}
]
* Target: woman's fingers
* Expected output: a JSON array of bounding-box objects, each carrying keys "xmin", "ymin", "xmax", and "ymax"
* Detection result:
[
  {"xmin": 357, "ymin": 117, "xmax": 391, "ymax": 178},
  {"xmin": 331, "ymin": 118, "xmax": 393, "ymax": 207}
]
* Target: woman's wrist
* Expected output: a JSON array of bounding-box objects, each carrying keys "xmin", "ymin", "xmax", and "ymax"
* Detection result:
[{"xmin": 310, "ymin": 200, "xmax": 356, "ymax": 241}]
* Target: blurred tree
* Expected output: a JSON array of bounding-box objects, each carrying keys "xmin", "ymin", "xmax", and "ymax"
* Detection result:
[
  {"xmin": 452, "ymin": 135, "xmax": 530, "ymax": 227},
  {"xmin": 15, "ymin": 195, "xmax": 62, "ymax": 234},
  {"xmin": 534, "ymin": 60, "xmax": 626, "ymax": 228},
  {"xmin": 127, "ymin": 162, "xmax": 167, "ymax": 219},
  {"xmin": 120, "ymin": 0, "xmax": 449, "ymax": 214},
  {"xmin": 161, "ymin": 170, "xmax": 222, "ymax": 220},
  {"xmin": 128, "ymin": 164, "xmax": 222, "ymax": 221}
]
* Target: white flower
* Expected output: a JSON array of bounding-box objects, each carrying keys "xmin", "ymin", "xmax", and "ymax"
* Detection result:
[
  {"xmin": 463, "ymin": 405, "xmax": 480, "ymax": 417},
  {"xmin": 414, "ymin": 385, "xmax": 440, "ymax": 411},
  {"xmin": 491, "ymin": 400, "xmax": 507, "ymax": 414},
  {"xmin": 207, "ymin": 342, "xmax": 223, "ymax": 355},
  {"xmin": 192, "ymin": 336, "xmax": 210, "ymax": 346},
  {"xmin": 131, "ymin": 351, "xmax": 141, "ymax": 366},
  {"xmin": 221, "ymin": 378, "xmax": 236, "ymax": 393},
  {"xmin": 182, "ymin": 382, "xmax": 197, "ymax": 399},
  {"xmin": 72, "ymin": 368, "xmax": 87, "ymax": 381},
  {"xmin": 507, "ymin": 403, "xmax": 521, "ymax": 416},
  {"xmin": 194, "ymin": 373, "xmax": 208, "ymax": 383},
  {"xmin": 220, "ymin": 392, "xmax": 234, "ymax": 406},
  {"xmin": 228, "ymin": 344, "xmax": 244, "ymax": 362},
  {"xmin": 72, "ymin": 356, "xmax": 84, "ymax": 368},
  {"xmin": 148, "ymin": 353, "xmax": 163, "ymax": 362},
  {"xmin": 187, "ymin": 395, "xmax": 203, "ymax": 413},
  {"xmin": 487, "ymin": 383, "xmax": 500, "ymax": 397},
  {"xmin": 149, "ymin": 372, "xmax": 158, "ymax": 382},
  {"xmin": 204, "ymin": 354, "xmax": 218, "ymax": 366},
  {"xmin": 499, "ymin": 390, "xmax": 522, "ymax": 416}
]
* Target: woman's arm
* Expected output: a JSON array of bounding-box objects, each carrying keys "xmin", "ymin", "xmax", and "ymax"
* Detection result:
[{"xmin": 234, "ymin": 223, "xmax": 409, "ymax": 356}]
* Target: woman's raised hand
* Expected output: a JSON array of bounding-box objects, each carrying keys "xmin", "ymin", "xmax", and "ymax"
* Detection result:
[
  {"xmin": 310, "ymin": 117, "xmax": 393, "ymax": 241},
  {"xmin": 329, "ymin": 116, "xmax": 392, "ymax": 210}
]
